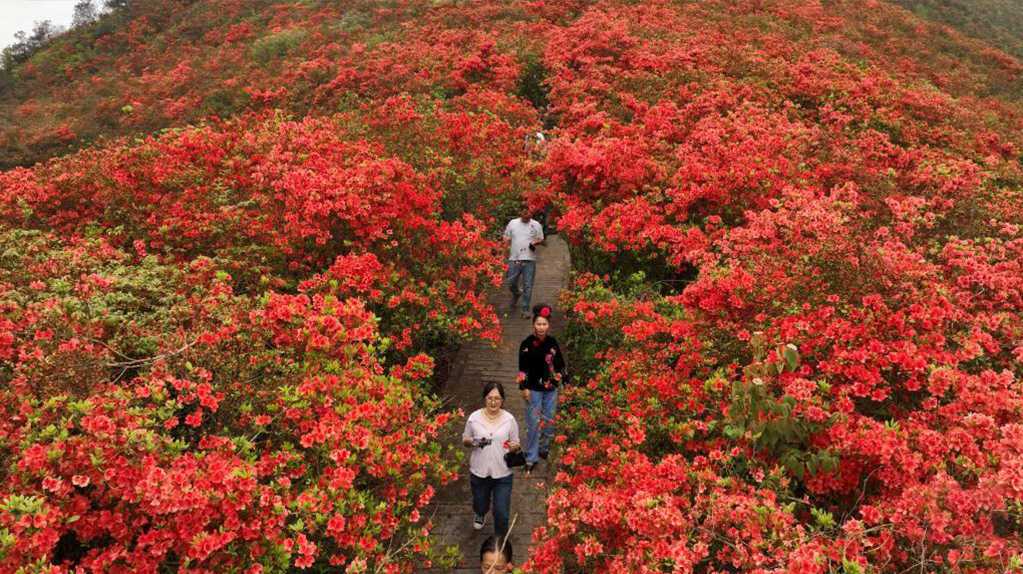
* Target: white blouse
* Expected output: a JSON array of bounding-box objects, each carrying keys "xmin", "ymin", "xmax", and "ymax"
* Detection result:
[{"xmin": 462, "ymin": 409, "xmax": 520, "ymax": 479}]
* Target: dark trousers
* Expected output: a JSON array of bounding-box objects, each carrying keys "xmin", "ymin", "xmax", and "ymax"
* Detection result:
[{"xmin": 470, "ymin": 473, "xmax": 513, "ymax": 539}]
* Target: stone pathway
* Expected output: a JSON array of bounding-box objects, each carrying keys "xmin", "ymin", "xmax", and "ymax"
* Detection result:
[{"xmin": 420, "ymin": 234, "xmax": 570, "ymax": 573}]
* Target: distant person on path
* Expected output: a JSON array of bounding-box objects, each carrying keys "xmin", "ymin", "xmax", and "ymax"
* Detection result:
[
  {"xmin": 503, "ymin": 204, "xmax": 544, "ymax": 320},
  {"xmin": 479, "ymin": 536, "xmax": 514, "ymax": 573},
  {"xmin": 523, "ymin": 132, "xmax": 554, "ymax": 235},
  {"xmin": 518, "ymin": 304, "xmax": 566, "ymax": 473},
  {"xmin": 524, "ymin": 131, "xmax": 547, "ymax": 158},
  {"xmin": 463, "ymin": 382, "xmax": 521, "ymax": 539}
]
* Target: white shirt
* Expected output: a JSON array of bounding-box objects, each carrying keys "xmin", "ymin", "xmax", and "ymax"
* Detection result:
[
  {"xmin": 503, "ymin": 218, "xmax": 544, "ymax": 261},
  {"xmin": 462, "ymin": 409, "xmax": 520, "ymax": 479}
]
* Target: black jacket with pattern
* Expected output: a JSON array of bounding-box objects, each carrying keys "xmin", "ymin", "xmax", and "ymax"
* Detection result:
[{"xmin": 518, "ymin": 334, "xmax": 566, "ymax": 391}]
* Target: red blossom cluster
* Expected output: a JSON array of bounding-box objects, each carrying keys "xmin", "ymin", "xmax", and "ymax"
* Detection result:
[
  {"xmin": 532, "ymin": 0, "xmax": 1023, "ymax": 572},
  {"xmin": 0, "ymin": 110, "xmax": 511, "ymax": 356},
  {"xmin": 0, "ymin": 230, "xmax": 456, "ymax": 571}
]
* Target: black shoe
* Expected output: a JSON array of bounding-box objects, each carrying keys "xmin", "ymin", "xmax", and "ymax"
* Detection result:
[
  {"xmin": 510, "ymin": 291, "xmax": 521, "ymax": 309},
  {"xmin": 524, "ymin": 462, "xmax": 536, "ymax": 474},
  {"xmin": 539, "ymin": 450, "xmax": 549, "ymax": 460}
]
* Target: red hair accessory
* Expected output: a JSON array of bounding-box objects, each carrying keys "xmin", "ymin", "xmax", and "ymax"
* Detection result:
[{"xmin": 539, "ymin": 307, "xmax": 551, "ymax": 318}]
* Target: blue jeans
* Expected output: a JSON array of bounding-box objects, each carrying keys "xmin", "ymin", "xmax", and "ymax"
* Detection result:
[
  {"xmin": 525, "ymin": 388, "xmax": 558, "ymax": 464},
  {"xmin": 504, "ymin": 260, "xmax": 536, "ymax": 313},
  {"xmin": 470, "ymin": 473, "xmax": 513, "ymax": 539}
]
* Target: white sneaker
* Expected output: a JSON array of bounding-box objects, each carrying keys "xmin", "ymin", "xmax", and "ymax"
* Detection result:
[{"xmin": 473, "ymin": 514, "xmax": 486, "ymax": 530}]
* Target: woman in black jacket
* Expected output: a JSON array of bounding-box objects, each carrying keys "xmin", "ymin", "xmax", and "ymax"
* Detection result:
[{"xmin": 517, "ymin": 303, "xmax": 566, "ymax": 472}]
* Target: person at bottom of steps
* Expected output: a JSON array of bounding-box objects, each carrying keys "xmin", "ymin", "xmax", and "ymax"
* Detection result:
[
  {"xmin": 479, "ymin": 536, "xmax": 514, "ymax": 573},
  {"xmin": 517, "ymin": 303, "xmax": 567, "ymax": 473},
  {"xmin": 462, "ymin": 382, "xmax": 521, "ymax": 539}
]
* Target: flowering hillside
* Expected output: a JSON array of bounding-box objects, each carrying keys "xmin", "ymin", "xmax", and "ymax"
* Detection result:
[
  {"xmin": 1, "ymin": 0, "xmax": 1023, "ymax": 572},
  {"xmin": 0, "ymin": 1, "xmax": 547, "ymax": 571},
  {"xmin": 0, "ymin": 0, "xmax": 546, "ymax": 169},
  {"xmin": 533, "ymin": 0, "xmax": 1023, "ymax": 572}
]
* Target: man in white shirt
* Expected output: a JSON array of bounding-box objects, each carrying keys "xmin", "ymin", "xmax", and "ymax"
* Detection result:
[{"xmin": 503, "ymin": 205, "xmax": 544, "ymax": 319}]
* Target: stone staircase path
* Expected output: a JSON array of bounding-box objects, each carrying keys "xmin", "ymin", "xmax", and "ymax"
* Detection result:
[{"xmin": 419, "ymin": 234, "xmax": 570, "ymax": 573}]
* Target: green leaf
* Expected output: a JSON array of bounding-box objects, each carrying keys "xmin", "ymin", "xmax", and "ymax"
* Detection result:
[
  {"xmin": 842, "ymin": 559, "xmax": 863, "ymax": 574},
  {"xmin": 723, "ymin": 424, "xmax": 744, "ymax": 440},
  {"xmin": 819, "ymin": 452, "xmax": 839, "ymax": 472},
  {"xmin": 811, "ymin": 507, "xmax": 835, "ymax": 529}
]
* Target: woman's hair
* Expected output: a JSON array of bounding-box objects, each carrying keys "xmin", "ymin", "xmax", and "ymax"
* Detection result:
[
  {"xmin": 482, "ymin": 381, "xmax": 506, "ymax": 402},
  {"xmin": 532, "ymin": 303, "xmax": 552, "ymax": 323},
  {"xmin": 479, "ymin": 535, "xmax": 513, "ymax": 564}
]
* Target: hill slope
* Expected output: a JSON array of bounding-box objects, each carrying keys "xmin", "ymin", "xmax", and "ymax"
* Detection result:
[
  {"xmin": 1, "ymin": 0, "xmax": 1021, "ymax": 170},
  {"xmin": 2, "ymin": 1, "xmax": 1023, "ymax": 572},
  {"xmin": 894, "ymin": 0, "xmax": 1023, "ymax": 59},
  {"xmin": 0, "ymin": 0, "xmax": 548, "ymax": 168}
]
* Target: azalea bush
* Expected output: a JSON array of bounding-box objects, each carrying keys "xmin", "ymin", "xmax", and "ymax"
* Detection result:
[
  {"xmin": 531, "ymin": 0, "xmax": 1023, "ymax": 572},
  {"xmin": 539, "ymin": 197, "xmax": 1023, "ymax": 571},
  {"xmin": 0, "ymin": 229, "xmax": 462, "ymax": 571},
  {"xmin": 0, "ymin": 111, "xmax": 513, "ymax": 359}
]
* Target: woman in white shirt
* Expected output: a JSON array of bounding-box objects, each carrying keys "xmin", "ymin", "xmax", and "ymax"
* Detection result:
[{"xmin": 462, "ymin": 382, "xmax": 521, "ymax": 539}]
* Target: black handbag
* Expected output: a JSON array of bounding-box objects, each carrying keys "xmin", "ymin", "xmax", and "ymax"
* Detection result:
[{"xmin": 504, "ymin": 450, "xmax": 526, "ymax": 468}]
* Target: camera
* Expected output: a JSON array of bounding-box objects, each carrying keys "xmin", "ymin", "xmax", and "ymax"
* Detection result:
[{"xmin": 474, "ymin": 437, "xmax": 493, "ymax": 448}]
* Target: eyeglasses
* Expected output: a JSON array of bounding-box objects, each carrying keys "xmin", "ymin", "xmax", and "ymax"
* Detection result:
[{"xmin": 485, "ymin": 396, "xmax": 503, "ymax": 402}]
